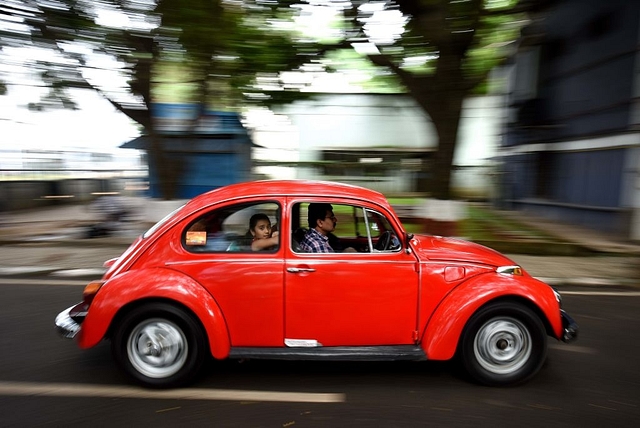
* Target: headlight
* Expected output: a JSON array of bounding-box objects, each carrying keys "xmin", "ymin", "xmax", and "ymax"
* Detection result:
[{"xmin": 496, "ymin": 265, "xmax": 523, "ymax": 276}]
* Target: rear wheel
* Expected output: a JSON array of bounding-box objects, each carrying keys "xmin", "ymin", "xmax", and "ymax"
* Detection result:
[
  {"xmin": 459, "ymin": 302, "xmax": 547, "ymax": 386},
  {"xmin": 111, "ymin": 303, "xmax": 206, "ymax": 388}
]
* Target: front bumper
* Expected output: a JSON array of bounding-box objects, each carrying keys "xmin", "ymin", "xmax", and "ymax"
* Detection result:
[
  {"xmin": 560, "ymin": 310, "xmax": 579, "ymax": 342},
  {"xmin": 54, "ymin": 304, "xmax": 83, "ymax": 339}
]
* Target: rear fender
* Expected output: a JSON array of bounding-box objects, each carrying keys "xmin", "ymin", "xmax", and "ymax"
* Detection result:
[
  {"xmin": 420, "ymin": 273, "xmax": 562, "ymax": 360},
  {"xmin": 77, "ymin": 268, "xmax": 231, "ymax": 359}
]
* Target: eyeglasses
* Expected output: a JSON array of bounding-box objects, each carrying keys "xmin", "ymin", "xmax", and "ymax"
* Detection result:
[{"xmin": 325, "ymin": 215, "xmax": 337, "ymax": 221}]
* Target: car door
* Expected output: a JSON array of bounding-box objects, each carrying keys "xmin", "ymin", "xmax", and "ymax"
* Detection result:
[
  {"xmin": 284, "ymin": 200, "xmax": 420, "ymax": 347},
  {"xmin": 178, "ymin": 200, "xmax": 285, "ymax": 347}
]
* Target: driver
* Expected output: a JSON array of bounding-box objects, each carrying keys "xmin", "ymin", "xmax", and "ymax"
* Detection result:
[{"xmin": 300, "ymin": 203, "xmax": 337, "ymax": 253}]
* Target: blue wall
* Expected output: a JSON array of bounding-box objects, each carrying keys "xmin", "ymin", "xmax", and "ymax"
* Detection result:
[
  {"xmin": 500, "ymin": 0, "xmax": 639, "ymax": 237},
  {"xmin": 503, "ymin": 148, "xmax": 628, "ymax": 234},
  {"xmin": 123, "ymin": 106, "xmax": 252, "ymax": 199},
  {"xmin": 147, "ymin": 151, "xmax": 243, "ymax": 199}
]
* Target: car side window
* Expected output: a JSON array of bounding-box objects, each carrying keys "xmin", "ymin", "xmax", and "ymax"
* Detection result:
[
  {"xmin": 291, "ymin": 202, "xmax": 399, "ymax": 253},
  {"xmin": 362, "ymin": 208, "xmax": 401, "ymax": 252},
  {"xmin": 291, "ymin": 202, "xmax": 357, "ymax": 253},
  {"xmin": 183, "ymin": 202, "xmax": 280, "ymax": 253}
]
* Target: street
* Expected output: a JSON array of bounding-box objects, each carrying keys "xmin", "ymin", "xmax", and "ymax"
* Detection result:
[{"xmin": 0, "ymin": 280, "xmax": 639, "ymax": 427}]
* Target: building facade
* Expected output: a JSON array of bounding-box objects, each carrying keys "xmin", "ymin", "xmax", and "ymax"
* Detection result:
[{"xmin": 500, "ymin": 0, "xmax": 640, "ymax": 240}]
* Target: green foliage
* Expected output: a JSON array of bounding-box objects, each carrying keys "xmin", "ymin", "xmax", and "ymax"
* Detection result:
[
  {"xmin": 0, "ymin": 0, "xmax": 536, "ymax": 199},
  {"xmin": 0, "ymin": 0, "xmax": 311, "ymax": 114},
  {"xmin": 324, "ymin": 49, "xmax": 406, "ymax": 93},
  {"xmin": 392, "ymin": 201, "xmax": 557, "ymax": 241},
  {"xmin": 458, "ymin": 205, "xmax": 557, "ymax": 241},
  {"xmin": 462, "ymin": 12, "xmax": 525, "ymax": 83},
  {"xmin": 1, "ymin": 0, "xmax": 530, "ymax": 112}
]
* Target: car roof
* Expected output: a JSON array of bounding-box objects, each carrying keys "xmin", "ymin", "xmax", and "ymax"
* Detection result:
[{"xmin": 185, "ymin": 180, "xmax": 390, "ymax": 210}]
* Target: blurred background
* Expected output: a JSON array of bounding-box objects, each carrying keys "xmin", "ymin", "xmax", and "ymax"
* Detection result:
[{"xmin": 1, "ymin": 0, "xmax": 639, "ymax": 242}]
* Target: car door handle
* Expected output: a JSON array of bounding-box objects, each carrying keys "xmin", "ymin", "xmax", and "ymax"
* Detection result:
[{"xmin": 287, "ymin": 267, "xmax": 316, "ymax": 273}]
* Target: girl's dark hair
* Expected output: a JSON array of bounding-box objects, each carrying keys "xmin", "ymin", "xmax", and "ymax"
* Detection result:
[{"xmin": 249, "ymin": 213, "xmax": 270, "ymax": 231}]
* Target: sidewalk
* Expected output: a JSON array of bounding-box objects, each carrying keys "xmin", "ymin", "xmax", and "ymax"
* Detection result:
[
  {"xmin": 497, "ymin": 209, "xmax": 640, "ymax": 255},
  {"xmin": 0, "ymin": 198, "xmax": 151, "ymax": 280},
  {"xmin": 0, "ymin": 198, "xmax": 638, "ymax": 288}
]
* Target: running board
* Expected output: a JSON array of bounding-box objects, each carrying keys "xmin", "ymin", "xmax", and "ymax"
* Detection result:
[{"xmin": 228, "ymin": 345, "xmax": 427, "ymax": 361}]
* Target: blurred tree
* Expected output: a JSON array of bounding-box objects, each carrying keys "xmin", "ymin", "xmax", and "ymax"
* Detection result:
[
  {"xmin": 260, "ymin": 0, "xmax": 550, "ymax": 199},
  {"xmin": 0, "ymin": 0, "xmax": 316, "ymax": 198},
  {"xmin": 366, "ymin": 0, "xmax": 551, "ymax": 198},
  {"xmin": 1, "ymin": 0, "xmax": 548, "ymax": 199}
]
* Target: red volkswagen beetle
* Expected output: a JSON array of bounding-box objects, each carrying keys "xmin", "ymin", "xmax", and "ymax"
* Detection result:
[{"xmin": 55, "ymin": 180, "xmax": 578, "ymax": 388}]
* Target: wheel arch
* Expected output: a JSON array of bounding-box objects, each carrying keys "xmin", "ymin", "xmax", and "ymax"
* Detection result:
[
  {"xmin": 420, "ymin": 273, "xmax": 561, "ymax": 361},
  {"xmin": 77, "ymin": 268, "xmax": 232, "ymax": 359},
  {"xmin": 453, "ymin": 295, "xmax": 555, "ymax": 356},
  {"xmin": 107, "ymin": 297, "xmax": 208, "ymax": 347}
]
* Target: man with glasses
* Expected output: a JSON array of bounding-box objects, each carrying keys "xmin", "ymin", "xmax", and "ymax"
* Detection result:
[{"xmin": 299, "ymin": 203, "xmax": 340, "ymax": 253}]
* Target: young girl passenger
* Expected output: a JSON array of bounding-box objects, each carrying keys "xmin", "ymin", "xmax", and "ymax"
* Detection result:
[{"xmin": 249, "ymin": 213, "xmax": 279, "ymax": 251}]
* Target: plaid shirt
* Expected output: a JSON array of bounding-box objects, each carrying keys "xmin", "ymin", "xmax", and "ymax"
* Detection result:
[{"xmin": 299, "ymin": 228, "xmax": 334, "ymax": 253}]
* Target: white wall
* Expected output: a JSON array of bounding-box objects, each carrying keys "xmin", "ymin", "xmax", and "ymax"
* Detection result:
[
  {"xmin": 249, "ymin": 93, "xmax": 506, "ymax": 196},
  {"xmin": 268, "ymin": 93, "xmax": 504, "ymax": 166},
  {"xmin": 279, "ymin": 94, "xmax": 437, "ymax": 162}
]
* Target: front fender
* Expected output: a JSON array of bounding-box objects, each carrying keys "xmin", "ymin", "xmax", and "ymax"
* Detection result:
[
  {"xmin": 77, "ymin": 268, "xmax": 231, "ymax": 360},
  {"xmin": 421, "ymin": 272, "xmax": 562, "ymax": 360}
]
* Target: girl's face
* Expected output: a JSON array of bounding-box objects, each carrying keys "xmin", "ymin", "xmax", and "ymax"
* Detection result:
[{"xmin": 251, "ymin": 219, "xmax": 272, "ymax": 239}]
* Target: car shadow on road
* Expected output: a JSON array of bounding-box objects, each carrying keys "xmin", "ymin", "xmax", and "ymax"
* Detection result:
[
  {"xmin": 62, "ymin": 346, "xmax": 571, "ymax": 391},
  {"xmin": 197, "ymin": 358, "xmax": 462, "ymax": 391}
]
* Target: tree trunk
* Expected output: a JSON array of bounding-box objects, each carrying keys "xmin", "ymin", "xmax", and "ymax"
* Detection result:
[
  {"xmin": 147, "ymin": 130, "xmax": 183, "ymax": 200},
  {"xmin": 394, "ymin": 45, "xmax": 468, "ymax": 200},
  {"xmin": 426, "ymin": 93, "xmax": 464, "ymax": 200},
  {"xmin": 410, "ymin": 86, "xmax": 465, "ymax": 199}
]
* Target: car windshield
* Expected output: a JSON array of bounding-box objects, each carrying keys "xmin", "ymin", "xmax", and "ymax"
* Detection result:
[{"xmin": 142, "ymin": 204, "xmax": 185, "ymax": 239}]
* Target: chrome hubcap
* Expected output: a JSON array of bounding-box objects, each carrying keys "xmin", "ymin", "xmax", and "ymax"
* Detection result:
[
  {"xmin": 474, "ymin": 317, "xmax": 531, "ymax": 375},
  {"xmin": 127, "ymin": 318, "xmax": 188, "ymax": 379}
]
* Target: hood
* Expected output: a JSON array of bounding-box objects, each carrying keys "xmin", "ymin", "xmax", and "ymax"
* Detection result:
[{"xmin": 411, "ymin": 234, "xmax": 516, "ymax": 268}]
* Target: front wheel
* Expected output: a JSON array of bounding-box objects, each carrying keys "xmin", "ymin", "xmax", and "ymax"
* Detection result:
[
  {"xmin": 458, "ymin": 302, "xmax": 547, "ymax": 386},
  {"xmin": 111, "ymin": 303, "xmax": 206, "ymax": 388}
]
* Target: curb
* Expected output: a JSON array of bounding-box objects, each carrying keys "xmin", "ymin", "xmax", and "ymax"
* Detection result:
[
  {"xmin": 473, "ymin": 239, "xmax": 640, "ymax": 257},
  {"xmin": 535, "ymin": 276, "xmax": 640, "ymax": 289},
  {"xmin": 0, "ymin": 237, "xmax": 136, "ymax": 248},
  {"xmin": 0, "ymin": 266, "xmax": 106, "ymax": 281}
]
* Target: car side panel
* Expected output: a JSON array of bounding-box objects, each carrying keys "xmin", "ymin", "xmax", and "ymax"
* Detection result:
[
  {"xmin": 285, "ymin": 254, "xmax": 419, "ymax": 346},
  {"xmin": 417, "ymin": 262, "xmax": 494, "ymax": 333},
  {"xmin": 171, "ymin": 256, "xmax": 285, "ymax": 347},
  {"xmin": 420, "ymin": 272, "xmax": 563, "ymax": 360},
  {"xmin": 77, "ymin": 268, "xmax": 232, "ymax": 359},
  {"xmin": 114, "ymin": 207, "xmax": 286, "ymax": 348}
]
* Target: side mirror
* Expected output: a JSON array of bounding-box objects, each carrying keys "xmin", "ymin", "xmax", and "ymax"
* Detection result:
[{"xmin": 405, "ymin": 233, "xmax": 414, "ymax": 254}]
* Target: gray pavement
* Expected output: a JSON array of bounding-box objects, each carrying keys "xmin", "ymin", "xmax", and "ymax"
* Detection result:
[{"xmin": 0, "ymin": 198, "xmax": 639, "ymax": 288}]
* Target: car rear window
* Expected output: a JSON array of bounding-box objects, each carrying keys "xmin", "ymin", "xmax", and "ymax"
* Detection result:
[
  {"xmin": 142, "ymin": 204, "xmax": 185, "ymax": 239},
  {"xmin": 183, "ymin": 202, "xmax": 280, "ymax": 253}
]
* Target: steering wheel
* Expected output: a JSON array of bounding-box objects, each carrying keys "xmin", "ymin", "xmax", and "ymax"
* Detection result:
[{"xmin": 374, "ymin": 231, "xmax": 392, "ymax": 251}]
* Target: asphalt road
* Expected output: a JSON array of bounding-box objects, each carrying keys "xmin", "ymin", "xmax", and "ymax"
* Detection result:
[{"xmin": 0, "ymin": 281, "xmax": 639, "ymax": 428}]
